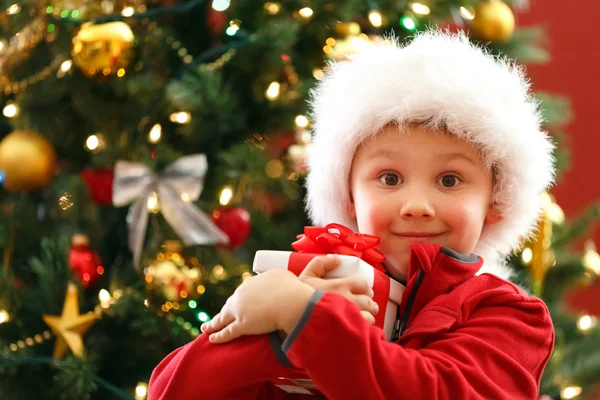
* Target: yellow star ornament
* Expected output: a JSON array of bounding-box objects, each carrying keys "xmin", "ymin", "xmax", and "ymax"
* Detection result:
[{"xmin": 42, "ymin": 283, "xmax": 99, "ymax": 359}]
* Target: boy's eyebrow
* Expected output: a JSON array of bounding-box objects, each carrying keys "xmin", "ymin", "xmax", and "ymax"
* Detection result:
[
  {"xmin": 438, "ymin": 152, "xmax": 479, "ymax": 166},
  {"xmin": 370, "ymin": 149, "xmax": 478, "ymax": 166},
  {"xmin": 370, "ymin": 148, "xmax": 400, "ymax": 159}
]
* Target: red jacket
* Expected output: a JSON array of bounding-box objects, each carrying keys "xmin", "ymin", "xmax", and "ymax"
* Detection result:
[{"xmin": 148, "ymin": 244, "xmax": 554, "ymax": 399}]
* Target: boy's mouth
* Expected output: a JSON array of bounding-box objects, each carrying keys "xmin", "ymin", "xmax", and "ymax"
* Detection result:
[{"xmin": 393, "ymin": 232, "xmax": 446, "ymax": 239}]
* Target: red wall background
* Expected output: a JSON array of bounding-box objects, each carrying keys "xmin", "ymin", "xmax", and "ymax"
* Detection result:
[{"xmin": 518, "ymin": 1, "xmax": 600, "ymax": 247}]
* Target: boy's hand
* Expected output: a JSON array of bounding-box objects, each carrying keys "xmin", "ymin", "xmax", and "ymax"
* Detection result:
[
  {"xmin": 299, "ymin": 255, "xmax": 379, "ymax": 325},
  {"xmin": 200, "ymin": 269, "xmax": 314, "ymax": 344}
]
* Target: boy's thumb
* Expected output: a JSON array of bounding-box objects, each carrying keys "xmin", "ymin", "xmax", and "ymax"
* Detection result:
[{"xmin": 301, "ymin": 254, "xmax": 340, "ymax": 278}]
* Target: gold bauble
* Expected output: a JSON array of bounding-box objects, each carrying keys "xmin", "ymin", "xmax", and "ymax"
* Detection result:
[
  {"xmin": 334, "ymin": 22, "xmax": 361, "ymax": 37},
  {"xmin": 72, "ymin": 21, "xmax": 135, "ymax": 77},
  {"xmin": 471, "ymin": 0, "xmax": 515, "ymax": 43},
  {"xmin": 0, "ymin": 130, "xmax": 57, "ymax": 192}
]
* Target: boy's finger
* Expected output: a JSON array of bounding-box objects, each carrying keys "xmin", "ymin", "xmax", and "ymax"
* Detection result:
[
  {"xmin": 209, "ymin": 321, "xmax": 242, "ymax": 344},
  {"xmin": 300, "ymin": 255, "xmax": 340, "ymax": 279},
  {"xmin": 341, "ymin": 275, "xmax": 372, "ymax": 296},
  {"xmin": 201, "ymin": 312, "xmax": 234, "ymax": 335},
  {"xmin": 351, "ymin": 294, "xmax": 379, "ymax": 315},
  {"xmin": 360, "ymin": 310, "xmax": 376, "ymax": 325}
]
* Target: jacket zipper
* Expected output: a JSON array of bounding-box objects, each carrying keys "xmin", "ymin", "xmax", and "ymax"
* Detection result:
[{"xmin": 391, "ymin": 268, "xmax": 425, "ymax": 341}]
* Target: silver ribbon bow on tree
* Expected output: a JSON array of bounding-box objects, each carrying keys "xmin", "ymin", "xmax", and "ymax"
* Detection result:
[{"xmin": 112, "ymin": 154, "xmax": 229, "ymax": 267}]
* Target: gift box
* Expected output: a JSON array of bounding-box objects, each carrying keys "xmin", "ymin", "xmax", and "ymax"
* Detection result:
[
  {"xmin": 252, "ymin": 224, "xmax": 405, "ymax": 396},
  {"xmin": 253, "ymin": 250, "xmax": 405, "ymax": 340}
]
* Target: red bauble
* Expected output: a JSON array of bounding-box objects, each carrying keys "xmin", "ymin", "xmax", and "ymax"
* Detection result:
[
  {"xmin": 81, "ymin": 168, "xmax": 114, "ymax": 206},
  {"xmin": 69, "ymin": 234, "xmax": 104, "ymax": 288},
  {"xmin": 211, "ymin": 207, "xmax": 251, "ymax": 249},
  {"xmin": 206, "ymin": 1, "xmax": 230, "ymax": 37}
]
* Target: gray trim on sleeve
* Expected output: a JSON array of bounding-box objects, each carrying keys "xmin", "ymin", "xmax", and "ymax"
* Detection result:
[
  {"xmin": 440, "ymin": 246, "xmax": 480, "ymax": 264},
  {"xmin": 268, "ymin": 331, "xmax": 294, "ymax": 367},
  {"xmin": 282, "ymin": 290, "xmax": 325, "ymax": 355}
]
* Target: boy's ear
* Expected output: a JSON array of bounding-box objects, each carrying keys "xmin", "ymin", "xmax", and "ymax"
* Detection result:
[
  {"xmin": 485, "ymin": 206, "xmax": 503, "ymax": 225},
  {"xmin": 346, "ymin": 194, "xmax": 357, "ymax": 220}
]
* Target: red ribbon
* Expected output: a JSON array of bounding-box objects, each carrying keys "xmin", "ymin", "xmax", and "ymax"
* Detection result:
[{"xmin": 291, "ymin": 223, "xmax": 386, "ymax": 273}]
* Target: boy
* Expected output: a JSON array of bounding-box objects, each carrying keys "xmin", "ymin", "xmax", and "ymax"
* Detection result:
[{"xmin": 148, "ymin": 30, "xmax": 555, "ymax": 399}]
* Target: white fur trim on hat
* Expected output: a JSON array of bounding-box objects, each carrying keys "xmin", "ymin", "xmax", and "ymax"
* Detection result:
[{"xmin": 305, "ymin": 30, "xmax": 555, "ymax": 279}]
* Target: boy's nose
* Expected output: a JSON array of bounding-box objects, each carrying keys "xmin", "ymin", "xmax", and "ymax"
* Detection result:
[{"xmin": 399, "ymin": 199, "xmax": 435, "ymax": 219}]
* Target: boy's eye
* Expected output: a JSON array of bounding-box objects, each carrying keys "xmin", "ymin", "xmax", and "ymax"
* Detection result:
[
  {"xmin": 379, "ymin": 173, "xmax": 401, "ymax": 186},
  {"xmin": 440, "ymin": 174, "xmax": 460, "ymax": 188}
]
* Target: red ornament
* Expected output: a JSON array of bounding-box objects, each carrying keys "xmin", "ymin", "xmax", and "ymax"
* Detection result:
[
  {"xmin": 206, "ymin": 1, "xmax": 230, "ymax": 37},
  {"xmin": 211, "ymin": 207, "xmax": 251, "ymax": 249},
  {"xmin": 69, "ymin": 234, "xmax": 104, "ymax": 288},
  {"xmin": 81, "ymin": 168, "xmax": 114, "ymax": 206}
]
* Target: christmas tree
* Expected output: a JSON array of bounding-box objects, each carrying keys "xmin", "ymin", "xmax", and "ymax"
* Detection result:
[{"xmin": 0, "ymin": 0, "xmax": 598, "ymax": 399}]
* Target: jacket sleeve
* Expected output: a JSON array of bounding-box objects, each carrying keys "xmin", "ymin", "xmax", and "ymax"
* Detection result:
[
  {"xmin": 283, "ymin": 291, "xmax": 554, "ymax": 400},
  {"xmin": 148, "ymin": 332, "xmax": 296, "ymax": 400}
]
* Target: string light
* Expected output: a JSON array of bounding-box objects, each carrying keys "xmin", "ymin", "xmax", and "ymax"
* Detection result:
[
  {"xmin": 212, "ymin": 265, "xmax": 225, "ymax": 277},
  {"xmin": 298, "ymin": 7, "xmax": 313, "ymax": 18},
  {"xmin": 135, "ymin": 382, "xmax": 148, "ymax": 400},
  {"xmin": 242, "ymin": 272, "xmax": 252, "ymax": 281},
  {"xmin": 169, "ymin": 111, "xmax": 191, "ymax": 124},
  {"xmin": 295, "ymin": 115, "xmax": 309, "ymax": 128},
  {"xmin": 400, "ymin": 16, "xmax": 417, "ymax": 31},
  {"xmin": 6, "ymin": 4, "xmax": 21, "ymax": 15},
  {"xmin": 85, "ymin": 134, "xmax": 105, "ymax": 152},
  {"xmin": 212, "ymin": 0, "xmax": 230, "ymax": 12},
  {"xmin": 368, "ymin": 11, "xmax": 383, "ymax": 27},
  {"xmin": 2, "ymin": 103, "xmax": 19, "ymax": 118},
  {"xmin": 60, "ymin": 60, "xmax": 73, "ymax": 73},
  {"xmin": 521, "ymin": 248, "xmax": 533, "ymax": 264},
  {"xmin": 226, "ymin": 20, "xmax": 241, "ymax": 36},
  {"xmin": 265, "ymin": 81, "xmax": 280, "ymax": 100},
  {"xmin": 264, "ymin": 2, "xmax": 281, "ymax": 15},
  {"xmin": 582, "ymin": 240, "xmax": 600, "ymax": 274},
  {"xmin": 188, "ymin": 300, "xmax": 197, "ymax": 309},
  {"xmin": 99, "ymin": 289, "xmax": 112, "ymax": 308},
  {"xmin": 219, "ymin": 186, "xmax": 233, "ymax": 206},
  {"xmin": 121, "ymin": 6, "xmax": 134, "ymax": 16},
  {"xmin": 148, "ymin": 123, "xmax": 162, "ymax": 143},
  {"xmin": 561, "ymin": 386, "xmax": 582, "ymax": 399},
  {"xmin": 3, "ymin": 330, "xmax": 53, "ymax": 353},
  {"xmin": 197, "ymin": 311, "xmax": 210, "ymax": 322},
  {"xmin": 411, "ymin": 3, "xmax": 430, "ymax": 15},
  {"xmin": 577, "ymin": 315, "xmax": 596, "ymax": 332},
  {"xmin": 0, "ymin": 309, "xmax": 10, "ymax": 323}
]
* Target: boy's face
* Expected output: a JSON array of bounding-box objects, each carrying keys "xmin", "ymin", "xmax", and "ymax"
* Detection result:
[{"xmin": 347, "ymin": 124, "xmax": 502, "ymax": 281}]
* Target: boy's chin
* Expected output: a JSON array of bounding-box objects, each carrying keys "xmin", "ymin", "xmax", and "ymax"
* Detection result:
[{"xmin": 383, "ymin": 256, "xmax": 409, "ymax": 282}]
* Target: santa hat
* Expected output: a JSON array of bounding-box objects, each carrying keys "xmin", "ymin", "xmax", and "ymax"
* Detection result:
[{"xmin": 305, "ymin": 30, "xmax": 555, "ymax": 278}]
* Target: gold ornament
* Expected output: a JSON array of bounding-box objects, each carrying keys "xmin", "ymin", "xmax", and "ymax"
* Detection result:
[
  {"xmin": 145, "ymin": 241, "xmax": 204, "ymax": 301},
  {"xmin": 471, "ymin": 0, "xmax": 515, "ymax": 43},
  {"xmin": 334, "ymin": 22, "xmax": 361, "ymax": 37},
  {"xmin": 522, "ymin": 193, "xmax": 555, "ymax": 296},
  {"xmin": 42, "ymin": 283, "xmax": 98, "ymax": 359},
  {"xmin": 0, "ymin": 130, "xmax": 57, "ymax": 192},
  {"xmin": 72, "ymin": 21, "xmax": 135, "ymax": 78}
]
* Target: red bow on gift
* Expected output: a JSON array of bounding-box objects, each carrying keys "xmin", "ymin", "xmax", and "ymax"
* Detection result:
[{"xmin": 292, "ymin": 223, "xmax": 386, "ymax": 273}]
